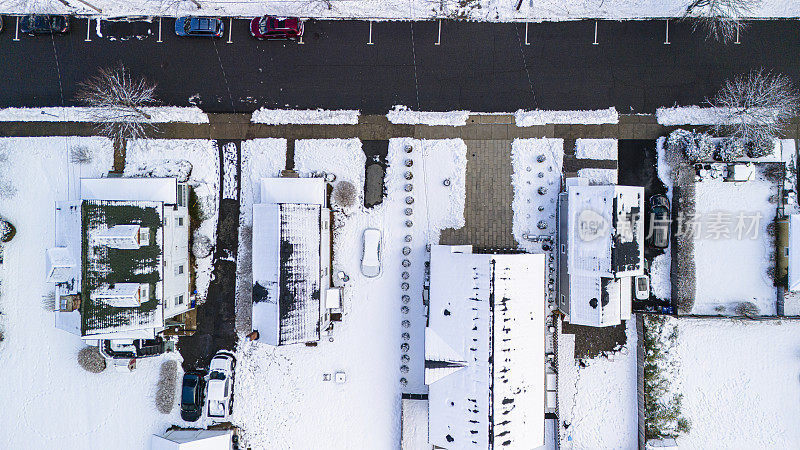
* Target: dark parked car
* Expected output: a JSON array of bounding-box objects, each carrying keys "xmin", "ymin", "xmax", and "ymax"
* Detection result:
[
  {"xmin": 174, "ymin": 17, "xmax": 224, "ymax": 37},
  {"xmin": 648, "ymin": 194, "xmax": 671, "ymax": 249},
  {"xmin": 250, "ymin": 16, "xmax": 303, "ymax": 40},
  {"xmin": 20, "ymin": 15, "xmax": 69, "ymax": 35},
  {"xmin": 180, "ymin": 370, "xmax": 207, "ymax": 422}
]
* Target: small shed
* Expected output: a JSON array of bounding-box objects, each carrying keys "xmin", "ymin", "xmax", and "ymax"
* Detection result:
[
  {"xmin": 726, "ymin": 163, "xmax": 756, "ymax": 182},
  {"xmin": 151, "ymin": 429, "xmax": 233, "ymax": 450}
]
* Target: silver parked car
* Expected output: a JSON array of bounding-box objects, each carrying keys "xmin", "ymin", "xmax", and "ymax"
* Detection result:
[
  {"xmin": 206, "ymin": 350, "xmax": 235, "ymax": 422},
  {"xmin": 361, "ymin": 228, "xmax": 382, "ymax": 278}
]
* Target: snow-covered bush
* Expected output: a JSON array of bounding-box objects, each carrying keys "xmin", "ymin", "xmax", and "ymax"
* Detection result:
[
  {"xmin": 41, "ymin": 291, "xmax": 55, "ymax": 312},
  {"xmin": 70, "ymin": 146, "xmax": 92, "ymax": 165},
  {"xmin": 126, "ymin": 159, "xmax": 192, "ymax": 182},
  {"xmin": 192, "ymin": 234, "xmax": 213, "ymax": 259},
  {"xmin": 717, "ymin": 137, "xmax": 746, "ymax": 162},
  {"xmin": 155, "ymin": 360, "xmax": 178, "ymax": 414},
  {"xmin": 666, "ymin": 129, "xmax": 692, "ymax": 153},
  {"xmin": 746, "ymin": 136, "xmax": 775, "ymax": 158},
  {"xmin": 644, "ymin": 315, "xmax": 691, "ymax": 439},
  {"xmin": 668, "ymin": 129, "xmax": 714, "ymax": 162},
  {"xmin": 77, "ymin": 346, "xmax": 107, "ymax": 373},
  {"xmin": 332, "ymin": 180, "xmax": 357, "ymax": 209},
  {"xmin": 735, "ymin": 301, "xmax": 760, "ymax": 317},
  {"xmin": 0, "ymin": 220, "xmax": 15, "ymax": 242}
]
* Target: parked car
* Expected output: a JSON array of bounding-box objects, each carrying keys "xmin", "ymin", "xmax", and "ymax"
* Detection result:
[
  {"xmin": 206, "ymin": 351, "xmax": 235, "ymax": 422},
  {"xmin": 250, "ymin": 16, "xmax": 303, "ymax": 40},
  {"xmin": 174, "ymin": 17, "xmax": 224, "ymax": 37},
  {"xmin": 648, "ymin": 194, "xmax": 671, "ymax": 249},
  {"xmin": 20, "ymin": 15, "xmax": 69, "ymax": 35},
  {"xmin": 0, "ymin": 16, "xmax": 4, "ymax": 33},
  {"xmin": 634, "ymin": 275, "xmax": 650, "ymax": 300},
  {"xmin": 180, "ymin": 370, "xmax": 207, "ymax": 422},
  {"xmin": 361, "ymin": 228, "xmax": 382, "ymax": 278}
]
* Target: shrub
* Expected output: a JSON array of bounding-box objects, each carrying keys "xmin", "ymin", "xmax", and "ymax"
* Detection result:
[
  {"xmin": 192, "ymin": 234, "xmax": 213, "ymax": 259},
  {"xmin": 668, "ymin": 129, "xmax": 715, "ymax": 162},
  {"xmin": 77, "ymin": 346, "xmax": 106, "ymax": 373},
  {"xmin": 155, "ymin": 360, "xmax": 178, "ymax": 414},
  {"xmin": 717, "ymin": 137, "xmax": 746, "ymax": 162},
  {"xmin": 0, "ymin": 220, "xmax": 15, "ymax": 242},
  {"xmin": 735, "ymin": 301, "xmax": 760, "ymax": 317},
  {"xmin": 746, "ymin": 136, "xmax": 775, "ymax": 158},
  {"xmin": 667, "ymin": 129, "xmax": 693, "ymax": 153},
  {"xmin": 70, "ymin": 146, "xmax": 92, "ymax": 165},
  {"xmin": 333, "ymin": 181, "xmax": 357, "ymax": 209}
]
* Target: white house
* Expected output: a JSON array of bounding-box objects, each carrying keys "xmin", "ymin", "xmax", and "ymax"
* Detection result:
[
  {"xmin": 151, "ymin": 429, "xmax": 233, "ymax": 450},
  {"xmin": 251, "ymin": 177, "xmax": 332, "ymax": 346},
  {"xmin": 48, "ymin": 178, "xmax": 191, "ymax": 346},
  {"xmin": 425, "ymin": 245, "xmax": 545, "ymax": 449},
  {"xmin": 557, "ymin": 178, "xmax": 644, "ymax": 327}
]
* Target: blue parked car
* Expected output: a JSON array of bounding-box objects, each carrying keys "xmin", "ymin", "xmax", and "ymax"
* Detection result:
[
  {"xmin": 174, "ymin": 17, "xmax": 224, "ymax": 37},
  {"xmin": 20, "ymin": 15, "xmax": 69, "ymax": 35}
]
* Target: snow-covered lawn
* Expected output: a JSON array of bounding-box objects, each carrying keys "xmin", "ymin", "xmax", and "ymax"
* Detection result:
[
  {"xmin": 0, "ymin": 106, "xmax": 208, "ymax": 123},
  {"xmin": 511, "ymin": 138, "xmax": 563, "ymax": 252},
  {"xmin": 692, "ymin": 177, "xmax": 778, "ymax": 315},
  {"xmin": 577, "ymin": 168, "xmax": 617, "ymax": 185},
  {"xmin": 516, "ymin": 108, "xmax": 619, "ymax": 126},
  {"xmin": 674, "ymin": 319, "xmax": 800, "ymax": 449},
  {"xmin": 0, "ymin": 137, "xmax": 181, "ymax": 450},
  {"xmin": 575, "ymin": 139, "xmax": 618, "ymax": 160},
  {"xmin": 124, "ymin": 139, "xmax": 219, "ymax": 300},
  {"xmin": 231, "ymin": 138, "xmax": 466, "ymax": 449},
  {"xmin": 557, "ymin": 319, "xmax": 638, "ymax": 450}
]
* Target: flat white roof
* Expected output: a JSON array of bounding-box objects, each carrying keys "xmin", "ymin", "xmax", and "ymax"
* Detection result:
[
  {"xmin": 151, "ymin": 429, "xmax": 232, "ymax": 450},
  {"xmin": 81, "ymin": 178, "xmax": 177, "ymax": 203},
  {"xmin": 259, "ymin": 177, "xmax": 325, "ymax": 205}
]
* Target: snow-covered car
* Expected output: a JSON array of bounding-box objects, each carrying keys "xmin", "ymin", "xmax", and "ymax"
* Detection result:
[
  {"xmin": 648, "ymin": 194, "xmax": 671, "ymax": 249},
  {"xmin": 634, "ymin": 275, "xmax": 650, "ymax": 301},
  {"xmin": 206, "ymin": 351, "xmax": 235, "ymax": 422},
  {"xmin": 361, "ymin": 228, "xmax": 382, "ymax": 278}
]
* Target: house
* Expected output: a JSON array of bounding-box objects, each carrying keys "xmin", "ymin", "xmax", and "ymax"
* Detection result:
[
  {"xmin": 151, "ymin": 429, "xmax": 233, "ymax": 450},
  {"xmin": 425, "ymin": 245, "xmax": 545, "ymax": 449},
  {"xmin": 251, "ymin": 177, "xmax": 333, "ymax": 346},
  {"xmin": 557, "ymin": 178, "xmax": 644, "ymax": 327},
  {"xmin": 48, "ymin": 178, "xmax": 192, "ymax": 350}
]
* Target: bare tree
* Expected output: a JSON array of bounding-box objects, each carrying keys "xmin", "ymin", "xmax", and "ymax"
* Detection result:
[
  {"xmin": 76, "ymin": 65, "xmax": 158, "ymax": 142},
  {"xmin": 683, "ymin": 0, "xmax": 760, "ymax": 43},
  {"xmin": 710, "ymin": 69, "xmax": 799, "ymax": 146}
]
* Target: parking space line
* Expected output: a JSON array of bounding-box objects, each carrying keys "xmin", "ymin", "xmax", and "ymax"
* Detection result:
[
  {"xmin": 367, "ymin": 20, "xmax": 374, "ymax": 45},
  {"xmin": 664, "ymin": 19, "xmax": 670, "ymax": 45},
  {"xmin": 227, "ymin": 18, "xmax": 233, "ymax": 44},
  {"xmin": 734, "ymin": 24, "xmax": 741, "ymax": 44},
  {"xmin": 298, "ymin": 32, "xmax": 304, "ymax": 44},
  {"xmin": 524, "ymin": 22, "xmax": 530, "ymax": 45},
  {"xmin": 435, "ymin": 19, "xmax": 441, "ymax": 45},
  {"xmin": 13, "ymin": 16, "xmax": 19, "ymax": 41},
  {"xmin": 85, "ymin": 18, "xmax": 92, "ymax": 42},
  {"xmin": 157, "ymin": 17, "xmax": 163, "ymax": 43},
  {"xmin": 592, "ymin": 20, "xmax": 599, "ymax": 45}
]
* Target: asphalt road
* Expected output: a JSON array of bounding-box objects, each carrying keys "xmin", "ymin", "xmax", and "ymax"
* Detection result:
[{"xmin": 0, "ymin": 17, "xmax": 799, "ymax": 114}]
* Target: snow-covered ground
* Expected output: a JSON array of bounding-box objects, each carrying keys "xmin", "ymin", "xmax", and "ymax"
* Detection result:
[
  {"xmin": 650, "ymin": 137, "xmax": 672, "ymax": 301},
  {"xmin": 0, "ymin": 106, "xmax": 208, "ymax": 123},
  {"xmin": 511, "ymin": 138, "xmax": 564, "ymax": 252},
  {"xmin": 0, "ymin": 137, "xmax": 182, "ymax": 450},
  {"xmin": 516, "ymin": 108, "xmax": 619, "ymax": 126},
  {"xmin": 387, "ymin": 106, "xmax": 470, "ymax": 126},
  {"xmin": 577, "ymin": 168, "xmax": 617, "ymax": 185},
  {"xmin": 656, "ymin": 106, "xmax": 782, "ymax": 126},
  {"xmin": 251, "ymin": 108, "xmax": 359, "ymax": 125},
  {"xmin": 6, "ymin": 0, "xmax": 800, "ymax": 22},
  {"xmin": 124, "ymin": 139, "xmax": 219, "ymax": 300},
  {"xmin": 575, "ymin": 138, "xmax": 618, "ymax": 160},
  {"xmin": 231, "ymin": 138, "xmax": 466, "ymax": 449},
  {"xmin": 674, "ymin": 319, "xmax": 800, "ymax": 449},
  {"xmin": 692, "ymin": 175, "xmax": 778, "ymax": 315},
  {"xmin": 557, "ymin": 318, "xmax": 638, "ymax": 450}
]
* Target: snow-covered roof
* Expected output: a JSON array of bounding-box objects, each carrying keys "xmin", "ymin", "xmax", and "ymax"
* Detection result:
[
  {"xmin": 259, "ymin": 177, "xmax": 325, "ymax": 205},
  {"xmin": 81, "ymin": 177, "xmax": 178, "ymax": 203},
  {"xmin": 426, "ymin": 245, "xmax": 545, "ymax": 450},
  {"xmin": 151, "ymin": 429, "xmax": 232, "ymax": 450},
  {"xmin": 789, "ymin": 215, "xmax": 800, "ymax": 292}
]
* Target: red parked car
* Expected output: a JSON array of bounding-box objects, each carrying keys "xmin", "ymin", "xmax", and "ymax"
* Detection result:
[{"xmin": 250, "ymin": 16, "xmax": 304, "ymax": 40}]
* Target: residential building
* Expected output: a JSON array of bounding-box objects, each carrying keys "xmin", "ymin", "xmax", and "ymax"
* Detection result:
[
  {"xmin": 47, "ymin": 178, "xmax": 192, "ymax": 348},
  {"xmin": 251, "ymin": 177, "xmax": 333, "ymax": 346},
  {"xmin": 151, "ymin": 429, "xmax": 233, "ymax": 450},
  {"xmin": 557, "ymin": 178, "xmax": 644, "ymax": 327},
  {"xmin": 425, "ymin": 245, "xmax": 545, "ymax": 449}
]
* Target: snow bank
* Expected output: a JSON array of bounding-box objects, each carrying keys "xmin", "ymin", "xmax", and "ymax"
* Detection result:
[
  {"xmin": 515, "ymin": 108, "xmax": 619, "ymax": 126},
  {"xmin": 656, "ymin": 106, "xmax": 781, "ymax": 126},
  {"xmin": 387, "ymin": 106, "xmax": 470, "ymax": 126},
  {"xmin": 577, "ymin": 168, "xmax": 617, "ymax": 185},
  {"xmin": 125, "ymin": 139, "xmax": 219, "ymax": 300},
  {"xmin": 511, "ymin": 138, "xmax": 564, "ymax": 251},
  {"xmin": 0, "ymin": 137, "xmax": 183, "ymax": 450},
  {"xmin": 575, "ymin": 139, "xmax": 618, "ymax": 160},
  {"xmin": 675, "ymin": 319, "xmax": 800, "ymax": 449},
  {"xmin": 251, "ymin": 108, "xmax": 359, "ymax": 125},
  {"xmin": 557, "ymin": 319, "xmax": 638, "ymax": 449},
  {"xmin": 0, "ymin": 106, "xmax": 208, "ymax": 123}
]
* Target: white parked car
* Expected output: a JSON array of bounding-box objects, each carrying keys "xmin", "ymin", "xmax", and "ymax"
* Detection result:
[
  {"xmin": 361, "ymin": 228, "xmax": 382, "ymax": 278},
  {"xmin": 634, "ymin": 275, "xmax": 650, "ymax": 301},
  {"xmin": 206, "ymin": 351, "xmax": 235, "ymax": 422}
]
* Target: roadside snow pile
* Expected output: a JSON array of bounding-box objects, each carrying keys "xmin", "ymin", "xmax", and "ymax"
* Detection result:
[
  {"xmin": 575, "ymin": 139, "xmax": 618, "ymax": 160},
  {"xmin": 232, "ymin": 138, "xmax": 466, "ymax": 449},
  {"xmin": 125, "ymin": 139, "xmax": 219, "ymax": 300},
  {"xmin": 0, "ymin": 137, "xmax": 183, "ymax": 450},
  {"xmin": 557, "ymin": 319, "xmax": 638, "ymax": 449},
  {"xmin": 577, "ymin": 168, "xmax": 617, "ymax": 185},
  {"xmin": 0, "ymin": 106, "xmax": 208, "ymax": 123},
  {"xmin": 511, "ymin": 138, "xmax": 563, "ymax": 252},
  {"xmin": 692, "ymin": 175, "xmax": 777, "ymax": 315},
  {"xmin": 235, "ymin": 139, "xmax": 287, "ymax": 334},
  {"xmin": 515, "ymin": 108, "xmax": 618, "ymax": 126},
  {"xmin": 674, "ymin": 319, "xmax": 800, "ymax": 449},
  {"xmin": 387, "ymin": 106, "xmax": 470, "ymax": 126},
  {"xmin": 251, "ymin": 108, "xmax": 360, "ymax": 125},
  {"xmin": 657, "ymin": 106, "xmax": 781, "ymax": 125},
  {"xmin": 651, "ymin": 137, "xmax": 673, "ymax": 301}
]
